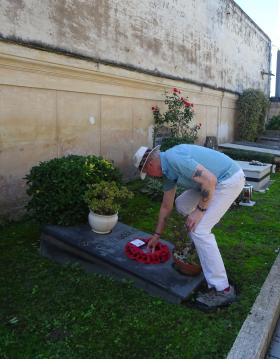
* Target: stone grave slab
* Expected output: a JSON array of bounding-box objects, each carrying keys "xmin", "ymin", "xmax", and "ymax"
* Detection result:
[
  {"xmin": 235, "ymin": 160, "xmax": 272, "ymax": 191},
  {"xmin": 40, "ymin": 222, "xmax": 204, "ymax": 304},
  {"xmin": 219, "ymin": 142, "xmax": 280, "ymax": 157}
]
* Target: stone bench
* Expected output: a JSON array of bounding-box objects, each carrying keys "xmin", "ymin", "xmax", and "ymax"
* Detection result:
[{"xmin": 235, "ymin": 160, "xmax": 272, "ymax": 191}]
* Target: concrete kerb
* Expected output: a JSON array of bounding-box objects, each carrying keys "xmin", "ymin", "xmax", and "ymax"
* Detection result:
[{"xmin": 227, "ymin": 251, "xmax": 280, "ymax": 359}]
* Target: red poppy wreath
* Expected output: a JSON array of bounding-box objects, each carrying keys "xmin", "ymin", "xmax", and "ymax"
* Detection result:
[{"xmin": 125, "ymin": 238, "xmax": 170, "ymax": 264}]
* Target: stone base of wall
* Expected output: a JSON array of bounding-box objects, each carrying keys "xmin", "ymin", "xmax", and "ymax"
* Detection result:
[{"xmin": 0, "ymin": 41, "xmax": 238, "ymax": 218}]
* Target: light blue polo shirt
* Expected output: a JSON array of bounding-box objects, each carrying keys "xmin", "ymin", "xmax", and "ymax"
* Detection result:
[{"xmin": 160, "ymin": 144, "xmax": 241, "ymax": 191}]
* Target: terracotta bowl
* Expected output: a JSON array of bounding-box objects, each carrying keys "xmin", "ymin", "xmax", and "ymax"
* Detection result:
[{"xmin": 172, "ymin": 254, "xmax": 202, "ymax": 276}]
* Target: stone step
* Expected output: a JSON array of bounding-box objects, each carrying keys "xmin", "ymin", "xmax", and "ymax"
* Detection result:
[
  {"xmin": 257, "ymin": 140, "xmax": 280, "ymax": 149},
  {"xmin": 40, "ymin": 222, "xmax": 204, "ymax": 304},
  {"xmin": 263, "ymin": 130, "xmax": 280, "ymax": 137},
  {"xmin": 258, "ymin": 136, "xmax": 280, "ymax": 142}
]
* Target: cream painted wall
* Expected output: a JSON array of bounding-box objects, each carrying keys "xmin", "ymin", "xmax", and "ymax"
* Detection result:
[{"xmin": 0, "ymin": 42, "xmax": 238, "ymax": 218}]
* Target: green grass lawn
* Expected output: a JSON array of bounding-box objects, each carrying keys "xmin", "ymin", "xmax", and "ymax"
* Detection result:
[{"xmin": 1, "ymin": 175, "xmax": 280, "ymax": 359}]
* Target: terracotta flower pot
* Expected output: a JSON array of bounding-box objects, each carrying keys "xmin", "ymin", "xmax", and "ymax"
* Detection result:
[{"xmin": 172, "ymin": 250, "xmax": 202, "ymax": 276}]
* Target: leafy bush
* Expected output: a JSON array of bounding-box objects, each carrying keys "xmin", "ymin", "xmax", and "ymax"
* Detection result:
[
  {"xmin": 84, "ymin": 181, "xmax": 133, "ymax": 215},
  {"xmin": 236, "ymin": 89, "xmax": 269, "ymax": 141},
  {"xmin": 152, "ymin": 88, "xmax": 201, "ymax": 146},
  {"xmin": 266, "ymin": 115, "xmax": 280, "ymax": 130},
  {"xmin": 25, "ymin": 155, "xmax": 122, "ymax": 225},
  {"xmin": 140, "ymin": 178, "xmax": 163, "ymax": 200},
  {"xmin": 220, "ymin": 148, "xmax": 275, "ymax": 164},
  {"xmin": 139, "ymin": 177, "xmax": 186, "ymax": 200},
  {"xmin": 160, "ymin": 136, "xmax": 195, "ymax": 151}
]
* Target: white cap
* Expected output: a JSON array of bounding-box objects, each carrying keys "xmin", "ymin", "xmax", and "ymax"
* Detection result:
[{"xmin": 132, "ymin": 145, "xmax": 160, "ymax": 180}]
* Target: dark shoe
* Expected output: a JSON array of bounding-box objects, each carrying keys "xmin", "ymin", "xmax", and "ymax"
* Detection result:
[{"xmin": 196, "ymin": 285, "xmax": 236, "ymax": 309}]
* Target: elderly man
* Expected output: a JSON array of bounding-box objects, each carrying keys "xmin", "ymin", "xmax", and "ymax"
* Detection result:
[{"xmin": 133, "ymin": 144, "xmax": 245, "ymax": 309}]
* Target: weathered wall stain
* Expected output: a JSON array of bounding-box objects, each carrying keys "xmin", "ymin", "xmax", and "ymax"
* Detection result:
[
  {"xmin": 3, "ymin": 0, "xmax": 25, "ymax": 23},
  {"xmin": 0, "ymin": 0, "xmax": 271, "ymax": 95},
  {"xmin": 268, "ymin": 102, "xmax": 280, "ymax": 118}
]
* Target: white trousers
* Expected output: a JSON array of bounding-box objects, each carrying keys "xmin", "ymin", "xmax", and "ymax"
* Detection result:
[{"xmin": 175, "ymin": 169, "xmax": 245, "ymax": 291}]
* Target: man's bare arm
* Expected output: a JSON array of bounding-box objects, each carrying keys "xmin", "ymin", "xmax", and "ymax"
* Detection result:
[
  {"xmin": 192, "ymin": 164, "xmax": 217, "ymax": 210},
  {"xmin": 155, "ymin": 187, "xmax": 177, "ymax": 234},
  {"xmin": 148, "ymin": 187, "xmax": 176, "ymax": 250}
]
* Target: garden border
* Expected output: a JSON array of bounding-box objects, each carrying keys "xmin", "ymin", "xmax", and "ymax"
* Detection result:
[{"xmin": 227, "ymin": 251, "xmax": 280, "ymax": 359}]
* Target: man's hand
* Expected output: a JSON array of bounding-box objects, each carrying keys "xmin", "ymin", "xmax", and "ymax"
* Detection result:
[
  {"xmin": 148, "ymin": 234, "xmax": 160, "ymax": 252},
  {"xmin": 185, "ymin": 209, "xmax": 204, "ymax": 232}
]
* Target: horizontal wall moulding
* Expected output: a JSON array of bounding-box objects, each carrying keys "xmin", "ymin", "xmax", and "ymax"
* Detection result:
[{"xmin": 0, "ymin": 40, "xmax": 240, "ymax": 99}]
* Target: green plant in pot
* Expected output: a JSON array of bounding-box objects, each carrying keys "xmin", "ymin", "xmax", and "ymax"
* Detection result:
[
  {"xmin": 84, "ymin": 181, "xmax": 134, "ymax": 234},
  {"xmin": 172, "ymin": 225, "xmax": 202, "ymax": 276}
]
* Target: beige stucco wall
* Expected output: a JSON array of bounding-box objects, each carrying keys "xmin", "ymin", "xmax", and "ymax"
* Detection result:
[
  {"xmin": 0, "ymin": 42, "xmax": 238, "ymax": 218},
  {"xmin": 0, "ymin": 0, "xmax": 271, "ymax": 95},
  {"xmin": 268, "ymin": 102, "xmax": 280, "ymax": 119}
]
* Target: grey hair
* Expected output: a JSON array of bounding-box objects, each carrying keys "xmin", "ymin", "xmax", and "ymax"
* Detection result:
[{"xmin": 148, "ymin": 149, "xmax": 160, "ymax": 162}]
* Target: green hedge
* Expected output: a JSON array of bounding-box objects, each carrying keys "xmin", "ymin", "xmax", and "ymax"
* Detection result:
[
  {"xmin": 160, "ymin": 136, "xmax": 194, "ymax": 151},
  {"xmin": 25, "ymin": 155, "xmax": 122, "ymax": 225},
  {"xmin": 220, "ymin": 148, "xmax": 275, "ymax": 164},
  {"xmin": 266, "ymin": 115, "xmax": 280, "ymax": 130},
  {"xmin": 236, "ymin": 89, "xmax": 269, "ymax": 141}
]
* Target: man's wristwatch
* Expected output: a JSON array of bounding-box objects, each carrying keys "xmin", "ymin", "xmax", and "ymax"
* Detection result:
[{"xmin": 197, "ymin": 205, "xmax": 207, "ymax": 212}]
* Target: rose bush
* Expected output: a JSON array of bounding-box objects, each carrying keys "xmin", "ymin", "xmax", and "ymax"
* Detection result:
[{"xmin": 152, "ymin": 88, "xmax": 201, "ymax": 150}]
